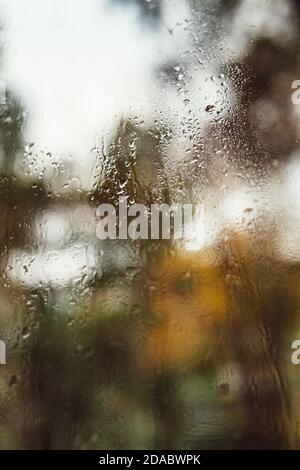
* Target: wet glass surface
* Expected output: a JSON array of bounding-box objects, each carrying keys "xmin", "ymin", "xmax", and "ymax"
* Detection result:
[{"xmin": 0, "ymin": 0, "xmax": 300, "ymax": 449}]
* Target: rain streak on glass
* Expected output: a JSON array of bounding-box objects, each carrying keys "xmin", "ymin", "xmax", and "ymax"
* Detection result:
[{"xmin": 0, "ymin": 0, "xmax": 299, "ymax": 450}]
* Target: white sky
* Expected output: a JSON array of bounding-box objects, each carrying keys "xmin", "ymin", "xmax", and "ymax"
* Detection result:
[{"xmin": 1, "ymin": 0, "xmax": 191, "ymax": 188}]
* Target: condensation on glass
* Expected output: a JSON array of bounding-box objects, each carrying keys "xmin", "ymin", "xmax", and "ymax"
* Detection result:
[{"xmin": 0, "ymin": 0, "xmax": 299, "ymax": 450}]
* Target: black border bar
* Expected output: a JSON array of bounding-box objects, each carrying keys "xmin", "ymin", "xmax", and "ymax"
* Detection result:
[{"xmin": 0, "ymin": 450, "xmax": 298, "ymax": 467}]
